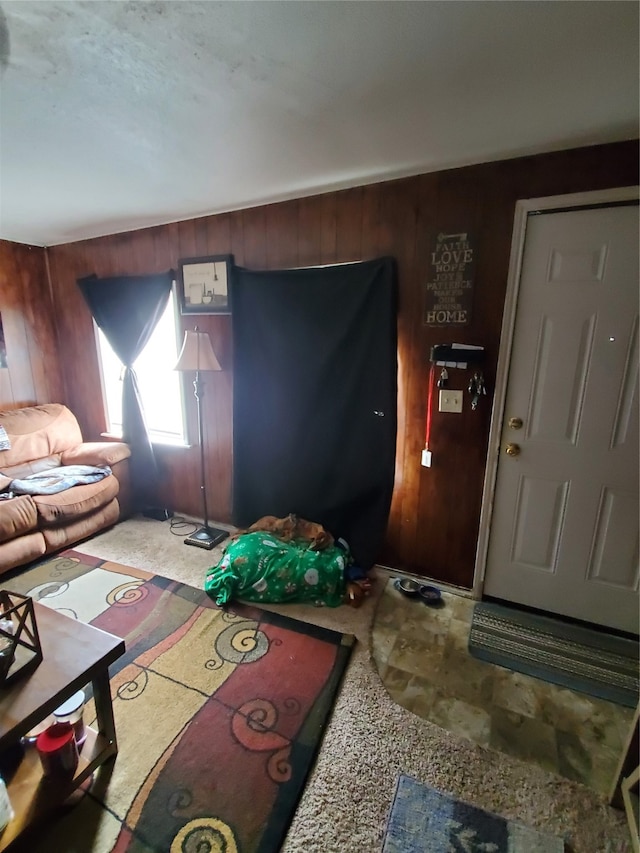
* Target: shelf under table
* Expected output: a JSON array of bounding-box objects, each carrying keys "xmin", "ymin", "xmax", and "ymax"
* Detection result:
[{"xmin": 0, "ymin": 603, "xmax": 125, "ymax": 850}]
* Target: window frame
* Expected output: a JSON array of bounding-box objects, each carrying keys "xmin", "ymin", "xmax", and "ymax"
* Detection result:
[{"xmin": 93, "ymin": 286, "xmax": 190, "ymax": 447}]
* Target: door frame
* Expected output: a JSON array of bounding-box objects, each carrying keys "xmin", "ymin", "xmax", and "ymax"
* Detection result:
[{"xmin": 473, "ymin": 185, "xmax": 640, "ymax": 600}]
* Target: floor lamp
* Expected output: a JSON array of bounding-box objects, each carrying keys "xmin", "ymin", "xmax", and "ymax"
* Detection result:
[{"xmin": 174, "ymin": 327, "xmax": 229, "ymax": 550}]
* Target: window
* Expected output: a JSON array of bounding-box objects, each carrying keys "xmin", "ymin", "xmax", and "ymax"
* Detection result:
[{"xmin": 96, "ymin": 290, "xmax": 187, "ymax": 445}]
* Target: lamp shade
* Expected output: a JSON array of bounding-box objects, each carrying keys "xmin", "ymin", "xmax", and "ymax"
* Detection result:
[{"xmin": 174, "ymin": 329, "xmax": 221, "ymax": 372}]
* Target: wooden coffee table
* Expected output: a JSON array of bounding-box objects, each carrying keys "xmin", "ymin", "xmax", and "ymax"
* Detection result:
[{"xmin": 0, "ymin": 602, "xmax": 125, "ymax": 850}]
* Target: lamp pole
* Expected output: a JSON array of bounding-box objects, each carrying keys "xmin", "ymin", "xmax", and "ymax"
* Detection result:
[{"xmin": 194, "ymin": 368, "xmax": 210, "ymax": 533}]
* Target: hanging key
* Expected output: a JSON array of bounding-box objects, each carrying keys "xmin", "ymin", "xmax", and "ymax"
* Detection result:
[
  {"xmin": 472, "ymin": 372, "xmax": 487, "ymax": 410},
  {"xmin": 470, "ymin": 372, "xmax": 480, "ymax": 410},
  {"xmin": 437, "ymin": 368, "xmax": 449, "ymax": 389}
]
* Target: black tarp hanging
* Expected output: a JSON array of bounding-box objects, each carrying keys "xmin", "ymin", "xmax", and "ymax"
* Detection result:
[
  {"xmin": 77, "ymin": 271, "xmax": 173, "ymax": 513},
  {"xmin": 232, "ymin": 257, "xmax": 397, "ymax": 570}
]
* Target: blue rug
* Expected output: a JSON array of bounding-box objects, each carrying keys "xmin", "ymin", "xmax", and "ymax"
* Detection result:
[
  {"xmin": 382, "ymin": 775, "xmax": 564, "ymax": 853},
  {"xmin": 469, "ymin": 601, "xmax": 639, "ymax": 708}
]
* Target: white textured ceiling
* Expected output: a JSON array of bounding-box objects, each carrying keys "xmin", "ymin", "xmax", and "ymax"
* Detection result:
[{"xmin": 0, "ymin": 1, "xmax": 638, "ymax": 247}]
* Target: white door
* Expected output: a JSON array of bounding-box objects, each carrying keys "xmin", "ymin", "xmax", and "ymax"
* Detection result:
[{"xmin": 483, "ymin": 202, "xmax": 639, "ymax": 634}]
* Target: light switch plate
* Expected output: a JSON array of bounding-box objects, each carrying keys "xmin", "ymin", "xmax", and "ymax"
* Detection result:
[{"xmin": 439, "ymin": 390, "xmax": 463, "ymax": 413}]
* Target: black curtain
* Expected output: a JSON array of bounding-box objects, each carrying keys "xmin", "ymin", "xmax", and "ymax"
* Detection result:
[
  {"xmin": 232, "ymin": 257, "xmax": 397, "ymax": 570},
  {"xmin": 78, "ymin": 271, "xmax": 173, "ymax": 511}
]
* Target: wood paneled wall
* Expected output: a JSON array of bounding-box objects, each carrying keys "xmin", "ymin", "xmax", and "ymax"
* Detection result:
[
  {"xmin": 45, "ymin": 141, "xmax": 639, "ymax": 587},
  {"xmin": 0, "ymin": 240, "xmax": 63, "ymax": 409}
]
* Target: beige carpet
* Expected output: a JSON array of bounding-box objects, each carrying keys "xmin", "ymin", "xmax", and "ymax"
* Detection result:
[{"xmin": 76, "ymin": 515, "xmax": 633, "ymax": 853}]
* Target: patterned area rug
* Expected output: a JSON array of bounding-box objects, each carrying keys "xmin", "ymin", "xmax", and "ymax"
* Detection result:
[
  {"xmin": 469, "ymin": 602, "xmax": 639, "ymax": 708},
  {"xmin": 5, "ymin": 550, "xmax": 355, "ymax": 852},
  {"xmin": 382, "ymin": 775, "xmax": 564, "ymax": 853}
]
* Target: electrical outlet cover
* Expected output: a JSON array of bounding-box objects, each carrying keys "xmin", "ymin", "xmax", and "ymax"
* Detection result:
[{"xmin": 439, "ymin": 390, "xmax": 463, "ymax": 413}]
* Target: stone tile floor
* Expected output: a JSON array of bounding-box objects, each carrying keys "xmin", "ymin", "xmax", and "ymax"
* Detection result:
[{"xmin": 371, "ymin": 577, "xmax": 636, "ymax": 796}]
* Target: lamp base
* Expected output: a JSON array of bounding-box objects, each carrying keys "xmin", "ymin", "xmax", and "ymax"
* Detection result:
[{"xmin": 184, "ymin": 526, "xmax": 229, "ymax": 550}]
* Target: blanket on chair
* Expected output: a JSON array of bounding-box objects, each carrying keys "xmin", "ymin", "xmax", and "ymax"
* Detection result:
[{"xmin": 6, "ymin": 464, "xmax": 112, "ymax": 495}]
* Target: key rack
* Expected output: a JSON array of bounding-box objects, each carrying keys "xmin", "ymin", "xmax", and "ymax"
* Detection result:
[{"xmin": 429, "ymin": 343, "xmax": 485, "ymax": 369}]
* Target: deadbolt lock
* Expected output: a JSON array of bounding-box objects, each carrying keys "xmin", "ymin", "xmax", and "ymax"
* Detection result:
[
  {"xmin": 505, "ymin": 443, "xmax": 521, "ymax": 457},
  {"xmin": 508, "ymin": 417, "xmax": 523, "ymax": 430}
]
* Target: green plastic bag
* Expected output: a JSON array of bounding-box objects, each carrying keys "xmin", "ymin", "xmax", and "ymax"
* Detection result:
[{"xmin": 204, "ymin": 532, "xmax": 348, "ymax": 607}]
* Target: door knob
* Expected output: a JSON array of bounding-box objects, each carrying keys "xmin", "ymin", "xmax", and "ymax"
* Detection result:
[
  {"xmin": 505, "ymin": 443, "xmax": 521, "ymax": 457},
  {"xmin": 508, "ymin": 417, "xmax": 523, "ymax": 430}
]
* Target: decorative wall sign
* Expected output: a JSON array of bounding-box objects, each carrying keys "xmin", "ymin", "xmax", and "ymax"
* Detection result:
[
  {"xmin": 178, "ymin": 255, "xmax": 234, "ymax": 315},
  {"xmin": 424, "ymin": 232, "xmax": 476, "ymax": 326}
]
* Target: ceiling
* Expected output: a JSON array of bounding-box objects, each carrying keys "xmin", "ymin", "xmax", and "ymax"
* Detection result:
[{"xmin": 0, "ymin": 1, "xmax": 638, "ymax": 247}]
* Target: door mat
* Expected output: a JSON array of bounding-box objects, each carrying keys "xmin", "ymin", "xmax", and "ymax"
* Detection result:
[
  {"xmin": 382, "ymin": 774, "xmax": 564, "ymax": 853},
  {"xmin": 469, "ymin": 601, "xmax": 639, "ymax": 708},
  {"xmin": 6, "ymin": 549, "xmax": 355, "ymax": 853}
]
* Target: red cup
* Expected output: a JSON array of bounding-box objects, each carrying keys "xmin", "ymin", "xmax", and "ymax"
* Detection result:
[{"xmin": 36, "ymin": 722, "xmax": 78, "ymax": 777}]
